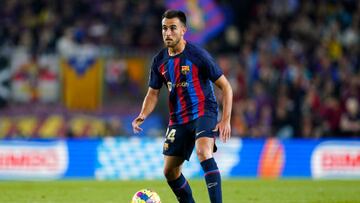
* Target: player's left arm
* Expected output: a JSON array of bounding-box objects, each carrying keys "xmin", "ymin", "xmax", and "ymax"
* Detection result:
[{"xmin": 214, "ymin": 75, "xmax": 233, "ymax": 143}]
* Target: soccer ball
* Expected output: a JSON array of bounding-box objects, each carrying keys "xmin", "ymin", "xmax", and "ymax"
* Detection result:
[{"xmin": 131, "ymin": 189, "xmax": 161, "ymax": 203}]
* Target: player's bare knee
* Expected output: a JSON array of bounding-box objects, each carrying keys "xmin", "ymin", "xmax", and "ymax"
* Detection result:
[
  {"xmin": 196, "ymin": 148, "xmax": 212, "ymax": 162},
  {"xmin": 163, "ymin": 167, "xmax": 180, "ymax": 181}
]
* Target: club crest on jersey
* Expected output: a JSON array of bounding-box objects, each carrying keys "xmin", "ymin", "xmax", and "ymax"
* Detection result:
[
  {"xmin": 181, "ymin": 65, "xmax": 190, "ymax": 75},
  {"xmin": 163, "ymin": 143, "xmax": 169, "ymax": 151}
]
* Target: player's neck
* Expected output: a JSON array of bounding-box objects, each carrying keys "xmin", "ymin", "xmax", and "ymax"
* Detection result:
[{"xmin": 168, "ymin": 40, "xmax": 186, "ymax": 56}]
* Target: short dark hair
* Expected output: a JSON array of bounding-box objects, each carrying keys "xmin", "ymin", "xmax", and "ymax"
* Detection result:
[{"xmin": 162, "ymin": 9, "xmax": 187, "ymax": 26}]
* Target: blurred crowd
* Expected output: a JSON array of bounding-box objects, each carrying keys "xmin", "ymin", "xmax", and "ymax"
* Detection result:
[
  {"xmin": 1, "ymin": 0, "xmax": 360, "ymax": 139},
  {"xmin": 0, "ymin": 0, "xmax": 164, "ymax": 56},
  {"xmin": 217, "ymin": 0, "xmax": 360, "ymax": 138}
]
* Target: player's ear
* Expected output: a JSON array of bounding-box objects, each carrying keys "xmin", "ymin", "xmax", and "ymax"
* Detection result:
[{"xmin": 181, "ymin": 25, "xmax": 187, "ymax": 36}]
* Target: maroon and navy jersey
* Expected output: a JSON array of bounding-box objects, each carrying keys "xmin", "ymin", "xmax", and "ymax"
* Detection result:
[{"xmin": 149, "ymin": 42, "xmax": 223, "ymax": 126}]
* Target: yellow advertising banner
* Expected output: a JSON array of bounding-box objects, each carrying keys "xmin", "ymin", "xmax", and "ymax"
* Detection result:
[{"xmin": 61, "ymin": 57, "xmax": 103, "ymax": 111}]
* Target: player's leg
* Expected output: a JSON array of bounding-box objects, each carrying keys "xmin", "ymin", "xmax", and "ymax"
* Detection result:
[
  {"xmin": 195, "ymin": 117, "xmax": 222, "ymax": 203},
  {"xmin": 163, "ymin": 123, "xmax": 196, "ymax": 203},
  {"xmin": 164, "ymin": 155, "xmax": 195, "ymax": 203},
  {"xmin": 195, "ymin": 137, "xmax": 215, "ymax": 162},
  {"xmin": 196, "ymin": 137, "xmax": 222, "ymax": 203}
]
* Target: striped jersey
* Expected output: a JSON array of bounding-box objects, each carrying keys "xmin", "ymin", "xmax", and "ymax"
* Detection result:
[{"xmin": 149, "ymin": 42, "xmax": 223, "ymax": 126}]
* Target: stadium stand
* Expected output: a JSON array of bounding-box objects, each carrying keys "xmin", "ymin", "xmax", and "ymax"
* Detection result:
[{"xmin": 0, "ymin": 0, "xmax": 359, "ymax": 139}]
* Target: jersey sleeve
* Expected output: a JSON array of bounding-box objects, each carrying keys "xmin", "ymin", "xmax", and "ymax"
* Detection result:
[
  {"xmin": 148, "ymin": 57, "xmax": 163, "ymax": 89},
  {"xmin": 199, "ymin": 49, "xmax": 223, "ymax": 82}
]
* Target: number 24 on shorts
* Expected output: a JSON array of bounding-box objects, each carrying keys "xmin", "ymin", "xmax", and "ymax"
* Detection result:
[{"xmin": 165, "ymin": 128, "xmax": 176, "ymax": 143}]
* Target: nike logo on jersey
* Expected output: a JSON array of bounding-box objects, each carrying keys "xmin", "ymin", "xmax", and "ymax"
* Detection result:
[
  {"xmin": 196, "ymin": 130, "xmax": 206, "ymax": 136},
  {"xmin": 161, "ymin": 70, "xmax": 167, "ymax": 75},
  {"xmin": 207, "ymin": 182, "xmax": 218, "ymax": 188}
]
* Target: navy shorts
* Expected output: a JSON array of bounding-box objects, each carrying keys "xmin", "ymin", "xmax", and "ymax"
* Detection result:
[{"xmin": 162, "ymin": 116, "xmax": 218, "ymax": 161}]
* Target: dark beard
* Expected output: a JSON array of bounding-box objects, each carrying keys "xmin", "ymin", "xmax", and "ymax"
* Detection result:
[{"xmin": 165, "ymin": 38, "xmax": 180, "ymax": 48}]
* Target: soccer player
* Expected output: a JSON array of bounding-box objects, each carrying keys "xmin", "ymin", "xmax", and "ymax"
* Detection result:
[{"xmin": 132, "ymin": 9, "xmax": 233, "ymax": 203}]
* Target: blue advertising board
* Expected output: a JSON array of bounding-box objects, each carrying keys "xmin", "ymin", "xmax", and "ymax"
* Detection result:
[{"xmin": 0, "ymin": 138, "xmax": 359, "ymax": 180}]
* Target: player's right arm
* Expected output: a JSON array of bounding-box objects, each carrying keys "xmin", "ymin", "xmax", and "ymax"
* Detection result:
[{"xmin": 132, "ymin": 87, "xmax": 160, "ymax": 133}]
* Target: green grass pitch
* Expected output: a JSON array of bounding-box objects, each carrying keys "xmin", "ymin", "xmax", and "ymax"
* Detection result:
[{"xmin": 1, "ymin": 179, "xmax": 359, "ymax": 203}]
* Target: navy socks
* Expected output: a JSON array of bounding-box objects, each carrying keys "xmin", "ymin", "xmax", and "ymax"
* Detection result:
[
  {"xmin": 167, "ymin": 173, "xmax": 195, "ymax": 203},
  {"xmin": 167, "ymin": 158, "xmax": 222, "ymax": 203},
  {"xmin": 201, "ymin": 157, "xmax": 222, "ymax": 203}
]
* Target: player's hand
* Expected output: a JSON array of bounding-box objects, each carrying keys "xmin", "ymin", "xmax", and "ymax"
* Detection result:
[
  {"xmin": 132, "ymin": 115, "xmax": 145, "ymax": 134},
  {"xmin": 213, "ymin": 120, "xmax": 231, "ymax": 143}
]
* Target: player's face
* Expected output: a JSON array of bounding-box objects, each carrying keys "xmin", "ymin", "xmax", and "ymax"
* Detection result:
[{"xmin": 162, "ymin": 17, "xmax": 186, "ymax": 48}]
